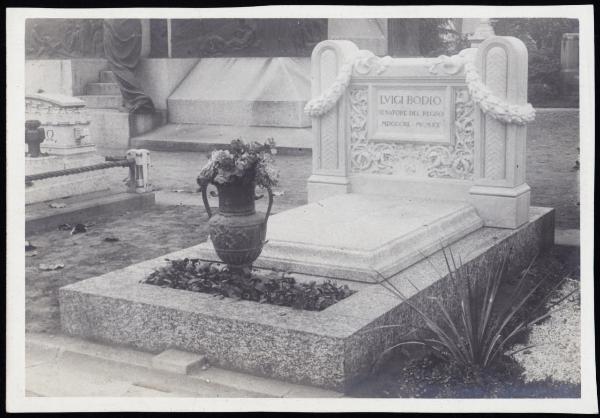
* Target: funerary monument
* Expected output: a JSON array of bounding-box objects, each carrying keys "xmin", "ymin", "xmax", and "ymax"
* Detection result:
[{"xmin": 59, "ymin": 34, "xmax": 553, "ymax": 392}]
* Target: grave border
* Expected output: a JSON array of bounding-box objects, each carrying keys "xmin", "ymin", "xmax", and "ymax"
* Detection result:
[{"xmin": 59, "ymin": 207, "xmax": 553, "ymax": 392}]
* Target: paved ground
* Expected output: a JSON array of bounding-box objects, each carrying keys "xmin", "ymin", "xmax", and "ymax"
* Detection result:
[{"xmin": 26, "ymin": 333, "xmax": 342, "ymax": 398}]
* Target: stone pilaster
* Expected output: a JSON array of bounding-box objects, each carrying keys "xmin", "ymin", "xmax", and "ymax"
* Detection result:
[
  {"xmin": 469, "ymin": 36, "xmax": 531, "ymax": 229},
  {"xmin": 140, "ymin": 19, "xmax": 151, "ymax": 58},
  {"xmin": 328, "ymin": 19, "xmax": 388, "ymax": 56},
  {"xmin": 307, "ymin": 40, "xmax": 359, "ymax": 203}
]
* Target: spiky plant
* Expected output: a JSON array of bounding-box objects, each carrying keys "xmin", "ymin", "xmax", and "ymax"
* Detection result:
[{"xmin": 371, "ymin": 247, "xmax": 576, "ymax": 371}]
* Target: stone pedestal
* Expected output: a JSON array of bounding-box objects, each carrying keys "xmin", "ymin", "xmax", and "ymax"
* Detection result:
[{"xmin": 328, "ymin": 19, "xmax": 388, "ymax": 56}]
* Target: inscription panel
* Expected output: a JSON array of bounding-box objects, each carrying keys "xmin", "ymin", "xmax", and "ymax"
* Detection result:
[
  {"xmin": 370, "ymin": 85, "xmax": 453, "ymax": 144},
  {"xmin": 350, "ymin": 86, "xmax": 475, "ymax": 180}
]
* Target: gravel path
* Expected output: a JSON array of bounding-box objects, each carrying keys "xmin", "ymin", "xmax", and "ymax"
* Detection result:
[
  {"xmin": 527, "ymin": 109, "xmax": 580, "ymax": 229},
  {"xmin": 511, "ymin": 278, "xmax": 581, "ymax": 384}
]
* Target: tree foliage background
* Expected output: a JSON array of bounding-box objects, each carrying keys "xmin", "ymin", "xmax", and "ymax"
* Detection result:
[
  {"xmin": 492, "ymin": 18, "xmax": 579, "ymax": 107},
  {"xmin": 389, "ymin": 18, "xmax": 579, "ymax": 107},
  {"xmin": 389, "ymin": 19, "xmax": 470, "ymax": 58}
]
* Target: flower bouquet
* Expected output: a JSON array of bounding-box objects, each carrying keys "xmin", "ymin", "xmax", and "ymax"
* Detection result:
[{"xmin": 197, "ymin": 138, "xmax": 279, "ymax": 189}]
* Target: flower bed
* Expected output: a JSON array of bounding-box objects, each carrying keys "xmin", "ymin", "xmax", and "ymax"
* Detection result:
[{"xmin": 141, "ymin": 258, "xmax": 356, "ymax": 311}]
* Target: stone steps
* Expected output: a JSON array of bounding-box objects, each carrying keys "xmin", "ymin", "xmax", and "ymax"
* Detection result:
[
  {"xmin": 131, "ymin": 123, "xmax": 312, "ymax": 155},
  {"xmin": 86, "ymin": 82, "xmax": 121, "ymax": 95},
  {"xmin": 76, "ymin": 94, "xmax": 123, "ymax": 109},
  {"xmin": 78, "ymin": 69, "xmax": 167, "ymax": 149}
]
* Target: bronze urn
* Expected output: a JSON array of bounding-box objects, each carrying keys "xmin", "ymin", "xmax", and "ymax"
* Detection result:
[{"xmin": 199, "ymin": 179, "xmax": 273, "ymax": 269}]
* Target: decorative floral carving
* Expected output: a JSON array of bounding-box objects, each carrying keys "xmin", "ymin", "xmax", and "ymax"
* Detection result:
[
  {"xmin": 307, "ymin": 43, "xmax": 535, "ymax": 126},
  {"xmin": 353, "ymin": 50, "xmax": 393, "ymax": 76},
  {"xmin": 430, "ymin": 49, "xmax": 535, "ymax": 125},
  {"xmin": 464, "ymin": 61, "xmax": 535, "ymax": 125},
  {"xmin": 349, "ymin": 87, "xmax": 475, "ymax": 180},
  {"xmin": 304, "ymin": 49, "xmax": 393, "ymax": 117}
]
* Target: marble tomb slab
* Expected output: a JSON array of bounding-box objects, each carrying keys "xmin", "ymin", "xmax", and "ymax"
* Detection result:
[{"xmin": 195, "ymin": 194, "xmax": 484, "ymax": 282}]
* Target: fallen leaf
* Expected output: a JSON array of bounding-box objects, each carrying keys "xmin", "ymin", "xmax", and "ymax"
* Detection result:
[
  {"xmin": 48, "ymin": 202, "xmax": 67, "ymax": 208},
  {"xmin": 70, "ymin": 223, "xmax": 87, "ymax": 235},
  {"xmin": 39, "ymin": 263, "xmax": 64, "ymax": 271},
  {"xmin": 104, "ymin": 236, "xmax": 120, "ymax": 242}
]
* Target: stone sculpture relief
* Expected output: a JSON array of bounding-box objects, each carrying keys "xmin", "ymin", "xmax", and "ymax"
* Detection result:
[
  {"xmin": 171, "ymin": 19, "xmax": 326, "ymax": 57},
  {"xmin": 349, "ymin": 87, "xmax": 475, "ymax": 180},
  {"xmin": 26, "ymin": 19, "xmax": 104, "ymax": 59}
]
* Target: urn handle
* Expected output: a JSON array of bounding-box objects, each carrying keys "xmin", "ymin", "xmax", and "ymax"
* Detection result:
[
  {"xmin": 199, "ymin": 181, "xmax": 213, "ymax": 219},
  {"xmin": 264, "ymin": 185, "xmax": 274, "ymax": 224}
]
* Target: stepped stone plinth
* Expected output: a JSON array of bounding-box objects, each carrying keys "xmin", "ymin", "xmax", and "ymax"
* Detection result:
[{"xmin": 168, "ymin": 57, "xmax": 311, "ymax": 128}]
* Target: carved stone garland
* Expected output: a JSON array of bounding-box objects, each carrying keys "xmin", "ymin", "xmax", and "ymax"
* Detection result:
[{"xmin": 349, "ymin": 87, "xmax": 475, "ymax": 180}]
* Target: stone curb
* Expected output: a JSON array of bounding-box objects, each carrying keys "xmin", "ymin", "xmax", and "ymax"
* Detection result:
[
  {"xmin": 26, "ymin": 333, "xmax": 344, "ymax": 398},
  {"xmin": 25, "ymin": 192, "xmax": 155, "ymax": 235}
]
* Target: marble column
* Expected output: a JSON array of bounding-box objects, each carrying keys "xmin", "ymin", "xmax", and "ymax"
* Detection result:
[{"xmin": 328, "ymin": 19, "xmax": 388, "ymax": 56}]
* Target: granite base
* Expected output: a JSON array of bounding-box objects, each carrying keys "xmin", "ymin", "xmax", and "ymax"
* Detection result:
[{"xmin": 59, "ymin": 207, "xmax": 554, "ymax": 391}]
